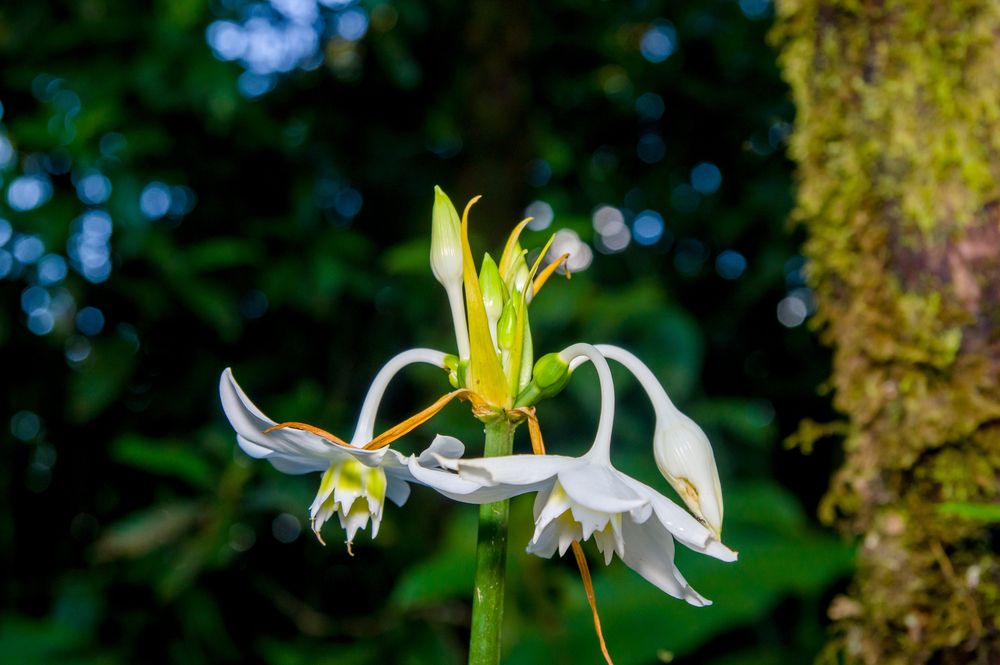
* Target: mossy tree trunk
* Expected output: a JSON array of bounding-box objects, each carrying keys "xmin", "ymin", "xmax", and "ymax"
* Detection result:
[{"xmin": 773, "ymin": 2, "xmax": 1000, "ymax": 663}]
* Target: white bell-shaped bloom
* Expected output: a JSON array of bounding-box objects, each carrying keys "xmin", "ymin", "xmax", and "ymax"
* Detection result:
[
  {"xmin": 410, "ymin": 343, "xmax": 736, "ymax": 606},
  {"xmin": 590, "ymin": 344, "xmax": 724, "ymax": 538},
  {"xmin": 219, "ymin": 348, "xmax": 447, "ymax": 549}
]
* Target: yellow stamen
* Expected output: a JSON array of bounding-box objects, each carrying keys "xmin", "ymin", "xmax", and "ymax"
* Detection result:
[
  {"xmin": 498, "ymin": 217, "xmax": 533, "ymax": 279},
  {"xmin": 532, "ymin": 253, "xmax": 571, "ymax": 297},
  {"xmin": 264, "ymin": 422, "xmax": 351, "ymax": 447},
  {"xmin": 362, "ymin": 389, "xmax": 492, "ymax": 450},
  {"xmin": 572, "ymin": 541, "xmax": 614, "ymax": 665},
  {"xmin": 521, "ymin": 407, "xmax": 546, "ymax": 455}
]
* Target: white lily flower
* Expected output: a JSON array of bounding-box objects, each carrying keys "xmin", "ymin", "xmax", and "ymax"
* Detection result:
[
  {"xmin": 219, "ymin": 348, "xmax": 447, "ymax": 550},
  {"xmin": 584, "ymin": 344, "xmax": 724, "ymax": 538},
  {"xmin": 412, "ymin": 343, "xmax": 736, "ymax": 606}
]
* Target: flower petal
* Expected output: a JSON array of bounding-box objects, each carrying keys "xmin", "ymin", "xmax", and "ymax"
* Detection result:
[
  {"xmin": 407, "ymin": 457, "xmax": 548, "ymax": 503},
  {"xmin": 417, "ymin": 435, "xmax": 466, "ymax": 466},
  {"xmin": 557, "ymin": 463, "xmax": 649, "ymax": 514},
  {"xmin": 623, "ymin": 476, "xmax": 738, "ymax": 562},
  {"xmin": 456, "ymin": 453, "xmax": 579, "ymax": 487},
  {"xmin": 620, "ymin": 514, "xmax": 712, "ymax": 607},
  {"xmin": 220, "ymin": 368, "xmax": 340, "ymax": 466},
  {"xmin": 385, "ymin": 476, "xmax": 411, "ymax": 507}
]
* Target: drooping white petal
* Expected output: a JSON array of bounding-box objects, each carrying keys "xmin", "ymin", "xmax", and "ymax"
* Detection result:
[
  {"xmin": 220, "ymin": 368, "xmax": 342, "ymax": 468},
  {"xmin": 385, "ymin": 476, "xmax": 411, "ymax": 507},
  {"xmin": 623, "ymin": 476, "xmax": 737, "ymax": 562},
  {"xmin": 620, "ymin": 513, "xmax": 712, "ymax": 607}
]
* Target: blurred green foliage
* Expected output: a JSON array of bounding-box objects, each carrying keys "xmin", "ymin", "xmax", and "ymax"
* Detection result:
[{"xmin": 0, "ymin": 0, "xmax": 848, "ymax": 663}]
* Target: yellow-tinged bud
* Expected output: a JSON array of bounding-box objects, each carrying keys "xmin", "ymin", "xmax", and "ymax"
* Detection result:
[{"xmin": 430, "ymin": 186, "xmax": 463, "ymax": 288}]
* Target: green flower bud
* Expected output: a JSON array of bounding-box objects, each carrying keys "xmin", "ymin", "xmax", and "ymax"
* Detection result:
[
  {"xmin": 496, "ymin": 298, "xmax": 518, "ymax": 351},
  {"xmin": 533, "ymin": 352, "xmax": 569, "ymax": 389},
  {"xmin": 479, "ymin": 253, "xmax": 505, "ymax": 341}
]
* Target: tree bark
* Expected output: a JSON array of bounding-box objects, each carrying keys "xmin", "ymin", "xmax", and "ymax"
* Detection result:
[{"xmin": 773, "ymin": 1, "xmax": 1000, "ymax": 663}]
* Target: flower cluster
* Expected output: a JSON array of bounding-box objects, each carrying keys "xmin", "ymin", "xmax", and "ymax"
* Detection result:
[{"xmin": 220, "ymin": 188, "xmax": 736, "ymax": 659}]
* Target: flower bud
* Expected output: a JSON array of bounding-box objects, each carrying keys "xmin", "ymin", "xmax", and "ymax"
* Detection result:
[
  {"xmin": 653, "ymin": 414, "xmax": 724, "ymax": 538},
  {"xmin": 496, "ymin": 298, "xmax": 518, "ymax": 351},
  {"xmin": 430, "ymin": 186, "xmax": 463, "ymax": 288},
  {"xmin": 533, "ymin": 352, "xmax": 569, "ymax": 390},
  {"xmin": 479, "ymin": 253, "xmax": 505, "ymax": 346}
]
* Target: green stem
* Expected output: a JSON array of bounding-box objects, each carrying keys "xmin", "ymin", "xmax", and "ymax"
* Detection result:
[{"xmin": 468, "ymin": 417, "xmax": 516, "ymax": 665}]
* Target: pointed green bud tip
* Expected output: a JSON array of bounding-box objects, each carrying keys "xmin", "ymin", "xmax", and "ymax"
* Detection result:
[
  {"xmin": 496, "ymin": 298, "xmax": 518, "ymax": 351},
  {"xmin": 430, "ymin": 186, "xmax": 463, "ymax": 287},
  {"xmin": 479, "ymin": 253, "xmax": 505, "ymax": 323}
]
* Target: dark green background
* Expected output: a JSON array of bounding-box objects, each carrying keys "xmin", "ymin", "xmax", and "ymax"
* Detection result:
[{"xmin": 0, "ymin": 1, "xmax": 849, "ymax": 662}]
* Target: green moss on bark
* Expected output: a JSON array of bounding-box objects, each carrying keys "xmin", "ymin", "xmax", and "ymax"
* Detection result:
[{"xmin": 772, "ymin": 1, "xmax": 1000, "ymax": 662}]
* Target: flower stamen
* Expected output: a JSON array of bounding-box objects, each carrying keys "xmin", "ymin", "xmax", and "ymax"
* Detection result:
[
  {"xmin": 264, "ymin": 422, "xmax": 351, "ymax": 447},
  {"xmin": 572, "ymin": 541, "xmax": 614, "ymax": 665},
  {"xmin": 363, "ymin": 389, "xmax": 493, "ymax": 450},
  {"xmin": 532, "ymin": 253, "xmax": 571, "ymax": 297}
]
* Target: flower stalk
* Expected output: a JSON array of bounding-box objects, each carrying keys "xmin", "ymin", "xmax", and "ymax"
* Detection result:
[{"xmin": 468, "ymin": 416, "xmax": 517, "ymax": 665}]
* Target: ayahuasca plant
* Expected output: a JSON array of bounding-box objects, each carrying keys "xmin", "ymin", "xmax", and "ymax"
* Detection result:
[{"xmin": 219, "ymin": 188, "xmax": 737, "ymax": 664}]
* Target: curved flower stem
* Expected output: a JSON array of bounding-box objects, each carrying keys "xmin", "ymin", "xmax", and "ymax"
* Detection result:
[
  {"xmin": 558, "ymin": 343, "xmax": 615, "ymax": 462},
  {"xmin": 352, "ymin": 348, "xmax": 448, "ymax": 444},
  {"xmin": 468, "ymin": 417, "xmax": 516, "ymax": 665}
]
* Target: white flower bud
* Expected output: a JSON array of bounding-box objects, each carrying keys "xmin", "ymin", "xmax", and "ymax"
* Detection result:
[
  {"xmin": 430, "ymin": 186, "xmax": 463, "ymax": 288},
  {"xmin": 653, "ymin": 413, "xmax": 724, "ymax": 538}
]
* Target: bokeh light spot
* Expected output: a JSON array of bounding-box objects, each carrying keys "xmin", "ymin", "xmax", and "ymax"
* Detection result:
[
  {"xmin": 548, "ymin": 229, "xmax": 593, "ymax": 274},
  {"xmin": 674, "ymin": 238, "xmax": 709, "ymax": 275},
  {"xmin": 690, "ymin": 161, "xmax": 722, "ymax": 194},
  {"xmin": 76, "ymin": 171, "xmax": 112, "ymax": 205},
  {"xmin": 525, "ymin": 201, "xmax": 554, "ymax": 231},
  {"xmin": 27, "ymin": 309, "xmax": 55, "ymax": 335},
  {"xmin": 11, "ymin": 410, "xmax": 41, "ymax": 441},
  {"xmin": 7, "ymin": 175, "xmax": 53, "ymax": 211},
  {"xmin": 76, "ymin": 306, "xmax": 105, "ymax": 336},
  {"xmin": 637, "ymin": 132, "xmax": 666, "ymax": 164},
  {"xmin": 37, "ymin": 254, "xmax": 68, "ymax": 285},
  {"xmin": 13, "ymin": 235, "xmax": 45, "ymax": 264},
  {"xmin": 632, "ymin": 210, "xmax": 665, "ymax": 246},
  {"xmin": 640, "ymin": 22, "xmax": 677, "ymax": 63},
  {"xmin": 777, "ymin": 295, "xmax": 808, "ymax": 327},
  {"xmin": 635, "ymin": 92, "xmax": 665, "ymax": 121},
  {"xmin": 272, "ymin": 513, "xmax": 302, "ymax": 543},
  {"xmin": 139, "ymin": 182, "xmax": 172, "ymax": 219},
  {"xmin": 716, "ymin": 250, "xmax": 747, "ymax": 280}
]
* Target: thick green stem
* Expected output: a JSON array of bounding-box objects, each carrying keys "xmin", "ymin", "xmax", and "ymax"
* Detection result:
[{"xmin": 468, "ymin": 417, "xmax": 516, "ymax": 665}]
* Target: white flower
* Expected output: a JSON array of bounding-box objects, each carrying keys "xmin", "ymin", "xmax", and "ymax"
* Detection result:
[
  {"xmin": 590, "ymin": 344, "xmax": 724, "ymax": 538},
  {"xmin": 413, "ymin": 343, "xmax": 736, "ymax": 605},
  {"xmin": 219, "ymin": 348, "xmax": 447, "ymax": 549}
]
